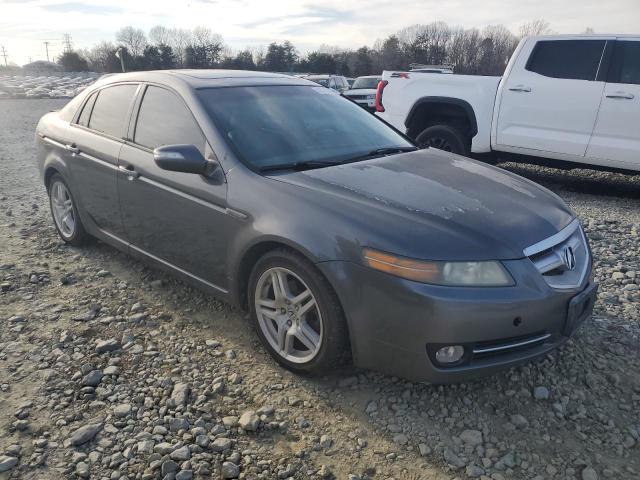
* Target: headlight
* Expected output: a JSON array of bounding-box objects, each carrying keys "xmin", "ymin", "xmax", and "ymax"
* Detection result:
[
  {"xmin": 366, "ymin": 94, "xmax": 376, "ymax": 100},
  {"xmin": 363, "ymin": 248, "xmax": 514, "ymax": 286}
]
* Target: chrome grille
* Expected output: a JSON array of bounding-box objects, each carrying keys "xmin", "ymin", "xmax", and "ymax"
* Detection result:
[{"xmin": 524, "ymin": 219, "xmax": 589, "ymax": 289}]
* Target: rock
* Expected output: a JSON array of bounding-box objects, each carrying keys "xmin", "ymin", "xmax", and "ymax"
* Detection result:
[
  {"xmin": 103, "ymin": 365, "xmax": 119, "ymax": 376},
  {"xmin": 460, "ymin": 429, "xmax": 483, "ymax": 446},
  {"xmin": 113, "ymin": 403, "xmax": 131, "ymax": 418},
  {"xmin": 169, "ymin": 445, "xmax": 190, "ymax": 461},
  {"xmin": 319, "ymin": 434, "xmax": 333, "ymax": 449},
  {"xmin": 466, "ymin": 465, "xmax": 485, "ymax": 477},
  {"xmin": 0, "ymin": 456, "xmax": 19, "ymax": 473},
  {"xmin": 69, "ymin": 423, "xmax": 103, "ymax": 446},
  {"xmin": 76, "ymin": 461, "xmax": 90, "ymax": 478},
  {"xmin": 510, "ymin": 414, "xmax": 529, "ymax": 429},
  {"xmin": 170, "ymin": 383, "xmax": 190, "ymax": 406},
  {"xmin": 418, "ymin": 443, "xmax": 431, "ymax": 456},
  {"xmin": 238, "ymin": 410, "xmax": 260, "ymax": 431},
  {"xmin": 154, "ymin": 442, "xmax": 175, "ymax": 454},
  {"xmin": 161, "ymin": 460, "xmax": 178, "ymax": 476},
  {"xmin": 96, "ymin": 338, "xmax": 121, "ymax": 354},
  {"xmin": 137, "ymin": 440, "xmax": 154, "ymax": 454},
  {"xmin": 443, "ymin": 448, "xmax": 466, "ymax": 468},
  {"xmin": 582, "ymin": 467, "xmax": 598, "ymax": 480},
  {"xmin": 211, "ymin": 438, "xmax": 232, "ymax": 452},
  {"xmin": 176, "ymin": 471, "xmax": 193, "ymax": 480},
  {"xmin": 533, "ymin": 386, "xmax": 550, "ymax": 400},
  {"xmin": 221, "ymin": 461, "xmax": 240, "ymax": 479},
  {"xmin": 81, "ymin": 370, "xmax": 103, "ymax": 387}
]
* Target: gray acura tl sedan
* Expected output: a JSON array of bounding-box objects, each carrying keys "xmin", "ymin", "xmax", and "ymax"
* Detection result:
[{"xmin": 36, "ymin": 70, "xmax": 597, "ymax": 383}]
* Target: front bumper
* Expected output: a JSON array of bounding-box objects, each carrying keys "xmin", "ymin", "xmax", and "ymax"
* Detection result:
[{"xmin": 318, "ymin": 260, "xmax": 595, "ymax": 383}]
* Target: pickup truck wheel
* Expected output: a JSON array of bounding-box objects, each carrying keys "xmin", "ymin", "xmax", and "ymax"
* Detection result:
[{"xmin": 416, "ymin": 125, "xmax": 468, "ymax": 156}]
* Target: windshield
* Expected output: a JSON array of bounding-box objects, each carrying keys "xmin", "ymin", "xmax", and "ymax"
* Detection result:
[
  {"xmin": 352, "ymin": 77, "xmax": 380, "ymax": 89},
  {"xmin": 197, "ymin": 85, "xmax": 413, "ymax": 170}
]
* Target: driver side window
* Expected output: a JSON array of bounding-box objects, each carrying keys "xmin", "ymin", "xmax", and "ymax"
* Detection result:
[{"xmin": 134, "ymin": 85, "xmax": 205, "ymax": 153}]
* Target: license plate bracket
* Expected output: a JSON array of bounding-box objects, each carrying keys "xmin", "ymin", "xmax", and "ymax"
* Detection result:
[{"xmin": 564, "ymin": 283, "xmax": 598, "ymax": 336}]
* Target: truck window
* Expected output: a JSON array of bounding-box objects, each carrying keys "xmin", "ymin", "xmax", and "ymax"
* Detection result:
[
  {"xmin": 607, "ymin": 41, "xmax": 640, "ymax": 85},
  {"xmin": 526, "ymin": 40, "xmax": 606, "ymax": 81}
]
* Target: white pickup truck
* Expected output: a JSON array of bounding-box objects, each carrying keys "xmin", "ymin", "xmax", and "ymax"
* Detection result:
[{"xmin": 376, "ymin": 35, "xmax": 640, "ymax": 172}]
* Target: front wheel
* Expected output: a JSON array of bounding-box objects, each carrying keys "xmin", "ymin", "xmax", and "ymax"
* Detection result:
[
  {"xmin": 416, "ymin": 124, "xmax": 469, "ymax": 156},
  {"xmin": 248, "ymin": 249, "xmax": 349, "ymax": 374},
  {"xmin": 48, "ymin": 173, "xmax": 90, "ymax": 246}
]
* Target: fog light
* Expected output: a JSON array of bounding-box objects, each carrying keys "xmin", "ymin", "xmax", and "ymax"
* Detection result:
[{"xmin": 435, "ymin": 345, "xmax": 465, "ymax": 364}]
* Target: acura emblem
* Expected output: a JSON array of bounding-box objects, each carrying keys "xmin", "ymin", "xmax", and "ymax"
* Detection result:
[{"xmin": 562, "ymin": 246, "xmax": 576, "ymax": 271}]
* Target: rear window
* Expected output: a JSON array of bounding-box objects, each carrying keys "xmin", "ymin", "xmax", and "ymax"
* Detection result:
[
  {"xmin": 77, "ymin": 92, "xmax": 97, "ymax": 127},
  {"xmin": 608, "ymin": 41, "xmax": 640, "ymax": 85},
  {"xmin": 352, "ymin": 77, "xmax": 381, "ymax": 89},
  {"xmin": 526, "ymin": 40, "xmax": 606, "ymax": 81},
  {"xmin": 88, "ymin": 84, "xmax": 138, "ymax": 138}
]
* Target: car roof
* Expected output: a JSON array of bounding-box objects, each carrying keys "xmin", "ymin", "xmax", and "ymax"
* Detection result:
[
  {"xmin": 355, "ymin": 75, "xmax": 381, "ymax": 79},
  {"xmin": 91, "ymin": 69, "xmax": 316, "ymax": 90}
]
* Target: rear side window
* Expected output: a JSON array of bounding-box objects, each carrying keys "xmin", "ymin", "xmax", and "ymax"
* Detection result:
[
  {"xmin": 134, "ymin": 86, "xmax": 205, "ymax": 152},
  {"xmin": 77, "ymin": 92, "xmax": 97, "ymax": 127},
  {"xmin": 526, "ymin": 40, "xmax": 606, "ymax": 81},
  {"xmin": 608, "ymin": 41, "xmax": 640, "ymax": 85},
  {"xmin": 88, "ymin": 84, "xmax": 138, "ymax": 138}
]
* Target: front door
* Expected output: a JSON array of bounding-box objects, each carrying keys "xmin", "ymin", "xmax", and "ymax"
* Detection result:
[
  {"xmin": 586, "ymin": 39, "xmax": 640, "ymax": 168},
  {"xmin": 117, "ymin": 85, "xmax": 231, "ymax": 289},
  {"xmin": 496, "ymin": 38, "xmax": 608, "ymax": 157}
]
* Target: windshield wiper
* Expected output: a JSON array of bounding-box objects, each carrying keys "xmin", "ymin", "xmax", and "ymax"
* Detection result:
[
  {"xmin": 259, "ymin": 160, "xmax": 343, "ymax": 173},
  {"xmin": 341, "ymin": 146, "xmax": 418, "ymax": 163}
]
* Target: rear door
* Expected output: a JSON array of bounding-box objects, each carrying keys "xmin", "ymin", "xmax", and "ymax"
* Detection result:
[
  {"xmin": 117, "ymin": 84, "xmax": 230, "ymax": 289},
  {"xmin": 496, "ymin": 38, "xmax": 609, "ymax": 157},
  {"xmin": 69, "ymin": 83, "xmax": 139, "ymax": 240},
  {"xmin": 586, "ymin": 38, "xmax": 640, "ymax": 168}
]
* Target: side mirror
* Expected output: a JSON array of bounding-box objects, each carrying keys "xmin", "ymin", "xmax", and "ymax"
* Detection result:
[{"xmin": 153, "ymin": 144, "xmax": 217, "ymax": 176}]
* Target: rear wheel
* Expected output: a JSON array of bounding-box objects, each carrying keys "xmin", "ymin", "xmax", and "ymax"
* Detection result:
[
  {"xmin": 248, "ymin": 249, "xmax": 349, "ymax": 374},
  {"xmin": 48, "ymin": 173, "xmax": 90, "ymax": 246},
  {"xmin": 416, "ymin": 124, "xmax": 469, "ymax": 156}
]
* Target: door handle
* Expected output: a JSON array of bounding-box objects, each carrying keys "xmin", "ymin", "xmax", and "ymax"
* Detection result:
[
  {"xmin": 605, "ymin": 92, "xmax": 634, "ymax": 99},
  {"xmin": 509, "ymin": 85, "xmax": 532, "ymax": 92},
  {"xmin": 118, "ymin": 164, "xmax": 140, "ymax": 179},
  {"xmin": 65, "ymin": 144, "xmax": 80, "ymax": 154}
]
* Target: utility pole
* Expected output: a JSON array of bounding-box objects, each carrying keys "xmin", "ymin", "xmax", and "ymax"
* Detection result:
[
  {"xmin": 44, "ymin": 41, "xmax": 51, "ymax": 62},
  {"xmin": 0, "ymin": 46, "xmax": 8, "ymax": 67}
]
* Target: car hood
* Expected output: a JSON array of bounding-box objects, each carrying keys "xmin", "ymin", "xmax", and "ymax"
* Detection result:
[
  {"xmin": 270, "ymin": 149, "xmax": 574, "ymax": 261},
  {"xmin": 344, "ymin": 88, "xmax": 376, "ymax": 96}
]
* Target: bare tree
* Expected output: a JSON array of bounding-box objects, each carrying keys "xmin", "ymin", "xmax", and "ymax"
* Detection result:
[
  {"xmin": 149, "ymin": 25, "xmax": 171, "ymax": 46},
  {"xmin": 116, "ymin": 26, "xmax": 147, "ymax": 57},
  {"xmin": 518, "ymin": 19, "xmax": 554, "ymax": 38},
  {"xmin": 166, "ymin": 28, "xmax": 192, "ymax": 67},
  {"xmin": 583, "ymin": 27, "xmax": 595, "ymax": 34}
]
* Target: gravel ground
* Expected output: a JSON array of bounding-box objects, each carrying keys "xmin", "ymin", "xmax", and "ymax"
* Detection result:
[{"xmin": 1, "ymin": 99, "xmax": 639, "ymax": 480}]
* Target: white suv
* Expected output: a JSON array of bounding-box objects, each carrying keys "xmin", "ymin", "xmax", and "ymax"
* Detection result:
[{"xmin": 343, "ymin": 75, "xmax": 381, "ymax": 112}]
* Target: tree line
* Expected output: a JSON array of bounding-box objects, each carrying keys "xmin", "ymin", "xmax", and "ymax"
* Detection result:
[{"xmin": 57, "ymin": 20, "xmax": 561, "ymax": 77}]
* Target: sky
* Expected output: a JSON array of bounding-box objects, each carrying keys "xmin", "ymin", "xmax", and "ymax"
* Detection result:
[{"xmin": 1, "ymin": 0, "xmax": 639, "ymax": 66}]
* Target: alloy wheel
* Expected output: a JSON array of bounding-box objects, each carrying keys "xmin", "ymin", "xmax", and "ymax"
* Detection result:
[
  {"xmin": 254, "ymin": 267, "xmax": 323, "ymax": 364},
  {"xmin": 50, "ymin": 180, "xmax": 76, "ymax": 239}
]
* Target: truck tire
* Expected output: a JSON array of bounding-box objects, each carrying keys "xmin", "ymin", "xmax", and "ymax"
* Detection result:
[{"xmin": 416, "ymin": 125, "xmax": 469, "ymax": 156}]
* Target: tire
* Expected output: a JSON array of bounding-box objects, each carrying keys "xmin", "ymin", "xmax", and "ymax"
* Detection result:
[
  {"xmin": 48, "ymin": 173, "xmax": 90, "ymax": 246},
  {"xmin": 248, "ymin": 249, "xmax": 349, "ymax": 375},
  {"xmin": 416, "ymin": 124, "xmax": 469, "ymax": 156}
]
